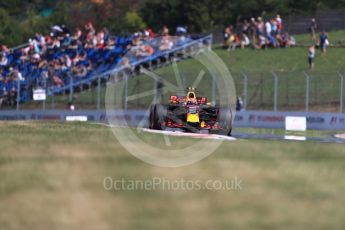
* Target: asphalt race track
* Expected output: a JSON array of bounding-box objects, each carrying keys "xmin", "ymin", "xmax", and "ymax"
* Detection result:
[
  {"xmin": 142, "ymin": 128, "xmax": 345, "ymax": 144},
  {"xmin": 232, "ymin": 132, "xmax": 345, "ymax": 144}
]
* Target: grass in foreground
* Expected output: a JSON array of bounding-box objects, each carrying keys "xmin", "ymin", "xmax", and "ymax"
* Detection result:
[{"xmin": 0, "ymin": 122, "xmax": 345, "ymax": 230}]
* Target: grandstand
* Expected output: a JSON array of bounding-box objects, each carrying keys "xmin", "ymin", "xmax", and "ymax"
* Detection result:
[{"xmin": 0, "ymin": 24, "xmax": 211, "ymax": 108}]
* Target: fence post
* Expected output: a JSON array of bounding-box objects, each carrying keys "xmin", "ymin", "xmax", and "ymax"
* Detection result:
[
  {"xmin": 338, "ymin": 71, "xmax": 344, "ymax": 113},
  {"xmin": 285, "ymin": 76, "xmax": 289, "ymax": 107},
  {"xmin": 97, "ymin": 75, "xmax": 101, "ymax": 110},
  {"xmin": 260, "ymin": 73, "xmax": 263, "ymax": 106},
  {"xmin": 51, "ymin": 87, "xmax": 55, "ymax": 110},
  {"xmin": 272, "ymin": 71, "xmax": 279, "ymax": 112},
  {"xmin": 208, "ymin": 35, "xmax": 213, "ymax": 51},
  {"xmin": 69, "ymin": 73, "xmax": 74, "ymax": 104},
  {"xmin": 16, "ymin": 79, "xmax": 20, "ymax": 111},
  {"xmin": 43, "ymin": 77, "xmax": 46, "ymax": 111},
  {"xmin": 240, "ymin": 70, "xmax": 248, "ymax": 110},
  {"xmin": 153, "ymin": 77, "xmax": 157, "ymax": 105},
  {"xmin": 212, "ymin": 76, "xmax": 216, "ymax": 106},
  {"xmin": 124, "ymin": 73, "xmax": 128, "ymax": 112},
  {"xmin": 303, "ymin": 71, "xmax": 310, "ymax": 112}
]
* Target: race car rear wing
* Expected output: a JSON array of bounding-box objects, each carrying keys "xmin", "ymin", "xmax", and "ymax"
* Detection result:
[{"xmin": 170, "ymin": 95, "xmax": 207, "ymax": 105}]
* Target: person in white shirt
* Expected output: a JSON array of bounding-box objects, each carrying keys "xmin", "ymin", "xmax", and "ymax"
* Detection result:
[
  {"xmin": 265, "ymin": 21, "xmax": 272, "ymax": 36},
  {"xmin": 0, "ymin": 53, "xmax": 8, "ymax": 66},
  {"xmin": 14, "ymin": 69, "xmax": 25, "ymax": 81},
  {"xmin": 308, "ymin": 45, "xmax": 315, "ymax": 70}
]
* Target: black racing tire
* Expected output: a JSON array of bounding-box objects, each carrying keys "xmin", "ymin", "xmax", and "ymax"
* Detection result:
[
  {"xmin": 149, "ymin": 104, "xmax": 167, "ymax": 130},
  {"xmin": 211, "ymin": 107, "xmax": 233, "ymax": 136},
  {"xmin": 149, "ymin": 104, "xmax": 156, "ymax": 129},
  {"xmin": 222, "ymin": 107, "xmax": 233, "ymax": 136}
]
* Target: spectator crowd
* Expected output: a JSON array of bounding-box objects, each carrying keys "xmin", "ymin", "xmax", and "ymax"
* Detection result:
[
  {"xmin": 0, "ymin": 14, "xmax": 334, "ymax": 108},
  {"xmin": 0, "ymin": 23, "xmax": 188, "ymax": 108},
  {"xmin": 223, "ymin": 15, "xmax": 296, "ymax": 50}
]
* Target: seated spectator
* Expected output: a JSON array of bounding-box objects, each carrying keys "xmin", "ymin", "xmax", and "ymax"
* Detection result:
[
  {"xmin": 13, "ymin": 68, "xmax": 25, "ymax": 81},
  {"xmin": 146, "ymin": 28, "xmax": 155, "ymax": 39},
  {"xmin": 62, "ymin": 34, "xmax": 72, "ymax": 48},
  {"xmin": 267, "ymin": 35, "xmax": 276, "ymax": 48},
  {"xmin": 258, "ymin": 35, "xmax": 267, "ymax": 49},
  {"xmin": 229, "ymin": 34, "xmax": 241, "ymax": 51},
  {"xmin": 0, "ymin": 91, "xmax": 6, "ymax": 109},
  {"xmin": 0, "ymin": 53, "xmax": 8, "ymax": 66},
  {"xmin": 64, "ymin": 55, "xmax": 72, "ymax": 69},
  {"xmin": 241, "ymin": 34, "xmax": 250, "ymax": 48},
  {"xmin": 50, "ymin": 38, "xmax": 61, "ymax": 49},
  {"xmin": 104, "ymin": 39, "xmax": 115, "ymax": 50},
  {"xmin": 96, "ymin": 31, "xmax": 105, "ymax": 49},
  {"xmin": 159, "ymin": 37, "xmax": 173, "ymax": 51},
  {"xmin": 75, "ymin": 65, "xmax": 88, "ymax": 78},
  {"xmin": 85, "ymin": 22, "xmax": 96, "ymax": 36},
  {"xmin": 223, "ymin": 26, "xmax": 232, "ymax": 48},
  {"xmin": 40, "ymin": 70, "xmax": 49, "ymax": 80},
  {"xmin": 176, "ymin": 26, "xmax": 187, "ymax": 35},
  {"xmin": 53, "ymin": 75, "xmax": 64, "ymax": 87},
  {"xmin": 281, "ymin": 33, "xmax": 295, "ymax": 48},
  {"xmin": 137, "ymin": 45, "xmax": 154, "ymax": 57},
  {"xmin": 30, "ymin": 53, "xmax": 41, "ymax": 64},
  {"xmin": 0, "ymin": 21, "xmax": 188, "ymax": 108},
  {"xmin": 162, "ymin": 25, "xmax": 169, "ymax": 36},
  {"xmin": 74, "ymin": 28, "xmax": 83, "ymax": 40},
  {"xmin": 0, "ymin": 45, "xmax": 10, "ymax": 53},
  {"xmin": 289, "ymin": 35, "xmax": 296, "ymax": 46},
  {"xmin": 176, "ymin": 26, "xmax": 188, "ymax": 44},
  {"xmin": 61, "ymin": 25, "xmax": 70, "ymax": 35},
  {"xmin": 120, "ymin": 57, "xmax": 131, "ymax": 69},
  {"xmin": 51, "ymin": 25, "xmax": 64, "ymax": 35},
  {"xmin": 38, "ymin": 59, "xmax": 49, "ymax": 69},
  {"xmin": 8, "ymin": 87, "xmax": 17, "ymax": 106}
]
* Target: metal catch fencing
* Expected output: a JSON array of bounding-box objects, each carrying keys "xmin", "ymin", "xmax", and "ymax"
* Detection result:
[{"xmin": 235, "ymin": 70, "xmax": 344, "ymax": 112}]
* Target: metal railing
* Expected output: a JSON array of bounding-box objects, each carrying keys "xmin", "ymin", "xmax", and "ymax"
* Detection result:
[{"xmin": 236, "ymin": 70, "xmax": 345, "ymax": 113}]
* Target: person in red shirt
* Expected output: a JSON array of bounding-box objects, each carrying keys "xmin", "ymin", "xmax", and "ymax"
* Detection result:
[{"xmin": 276, "ymin": 14, "xmax": 283, "ymax": 34}]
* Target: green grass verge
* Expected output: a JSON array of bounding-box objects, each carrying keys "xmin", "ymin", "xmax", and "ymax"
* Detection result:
[
  {"xmin": 294, "ymin": 30, "xmax": 345, "ymax": 46},
  {"xmin": 0, "ymin": 122, "xmax": 345, "ymax": 229}
]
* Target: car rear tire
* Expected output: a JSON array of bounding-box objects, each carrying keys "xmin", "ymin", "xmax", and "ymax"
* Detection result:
[
  {"xmin": 211, "ymin": 107, "xmax": 233, "ymax": 136},
  {"xmin": 149, "ymin": 104, "xmax": 167, "ymax": 130}
]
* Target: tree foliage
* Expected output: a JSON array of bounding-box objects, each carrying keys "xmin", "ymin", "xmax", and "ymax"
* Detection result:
[
  {"xmin": 0, "ymin": 0, "xmax": 345, "ymax": 46},
  {"xmin": 141, "ymin": 0, "xmax": 345, "ymax": 33},
  {"xmin": 125, "ymin": 12, "xmax": 147, "ymax": 32}
]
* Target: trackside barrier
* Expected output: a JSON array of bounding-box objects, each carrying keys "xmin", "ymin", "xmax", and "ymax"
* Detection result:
[
  {"xmin": 285, "ymin": 116, "xmax": 307, "ymax": 132},
  {"xmin": 1, "ymin": 110, "xmax": 345, "ymax": 131}
]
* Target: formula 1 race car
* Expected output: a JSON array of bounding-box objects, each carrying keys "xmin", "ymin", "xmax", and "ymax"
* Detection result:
[{"xmin": 149, "ymin": 88, "xmax": 233, "ymax": 136}]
